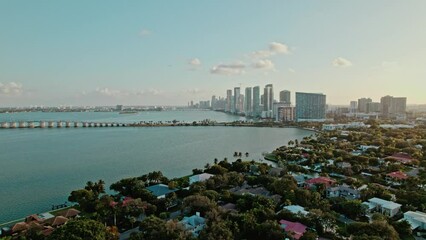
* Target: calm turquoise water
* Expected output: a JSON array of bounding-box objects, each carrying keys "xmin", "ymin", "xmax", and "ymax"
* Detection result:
[{"xmin": 0, "ymin": 111, "xmax": 311, "ymax": 223}]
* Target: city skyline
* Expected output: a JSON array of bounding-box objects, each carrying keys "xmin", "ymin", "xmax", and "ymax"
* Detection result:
[{"xmin": 1, "ymin": 1, "xmax": 426, "ymax": 107}]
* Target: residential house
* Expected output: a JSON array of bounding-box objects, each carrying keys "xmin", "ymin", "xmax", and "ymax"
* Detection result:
[
  {"xmin": 268, "ymin": 167, "xmax": 284, "ymax": 177},
  {"xmin": 146, "ymin": 184, "xmax": 178, "ymax": 199},
  {"xmin": 386, "ymin": 171, "xmax": 408, "ymax": 186},
  {"xmin": 279, "ymin": 220, "xmax": 307, "ymax": 240},
  {"xmin": 363, "ymin": 198, "xmax": 401, "ymax": 217},
  {"xmin": 305, "ymin": 177, "xmax": 336, "ymax": 189},
  {"xmin": 189, "ymin": 173, "xmax": 214, "ymax": 185},
  {"xmin": 359, "ymin": 145, "xmax": 380, "ymax": 152},
  {"xmin": 385, "ymin": 153, "xmax": 416, "ymax": 165},
  {"xmin": 403, "ymin": 211, "xmax": 426, "ymax": 230},
  {"xmin": 336, "ymin": 162, "xmax": 352, "ymax": 169},
  {"xmin": 282, "ymin": 205, "xmax": 309, "ymax": 216},
  {"xmin": 326, "ymin": 184, "xmax": 361, "ymax": 200},
  {"xmin": 180, "ymin": 213, "xmax": 206, "ymax": 237}
]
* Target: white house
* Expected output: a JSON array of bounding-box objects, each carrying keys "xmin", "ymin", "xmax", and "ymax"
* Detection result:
[
  {"xmin": 189, "ymin": 173, "xmax": 214, "ymax": 185},
  {"xmin": 403, "ymin": 211, "xmax": 426, "ymax": 230},
  {"xmin": 363, "ymin": 198, "xmax": 401, "ymax": 217},
  {"xmin": 283, "ymin": 205, "xmax": 309, "ymax": 216}
]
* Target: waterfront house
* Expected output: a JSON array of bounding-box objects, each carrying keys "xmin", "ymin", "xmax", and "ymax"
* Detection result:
[
  {"xmin": 363, "ymin": 197, "xmax": 401, "ymax": 218},
  {"xmin": 45, "ymin": 216, "xmax": 69, "ymax": 227},
  {"xmin": 57, "ymin": 208, "xmax": 80, "ymax": 219},
  {"xmin": 403, "ymin": 211, "xmax": 426, "ymax": 230},
  {"xmin": 146, "ymin": 184, "xmax": 178, "ymax": 199},
  {"xmin": 279, "ymin": 220, "xmax": 307, "ymax": 240},
  {"xmin": 189, "ymin": 173, "xmax": 214, "ymax": 185},
  {"xmin": 326, "ymin": 184, "xmax": 361, "ymax": 200},
  {"xmin": 180, "ymin": 213, "xmax": 206, "ymax": 237}
]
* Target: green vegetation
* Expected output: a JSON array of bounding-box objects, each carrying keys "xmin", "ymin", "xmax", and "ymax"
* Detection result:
[{"xmin": 5, "ymin": 121, "xmax": 426, "ymax": 239}]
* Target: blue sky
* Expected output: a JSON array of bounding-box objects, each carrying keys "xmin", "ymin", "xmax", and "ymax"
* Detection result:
[{"xmin": 1, "ymin": 1, "xmax": 425, "ymax": 106}]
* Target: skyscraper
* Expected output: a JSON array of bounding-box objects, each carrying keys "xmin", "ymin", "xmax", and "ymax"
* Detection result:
[
  {"xmin": 295, "ymin": 92, "xmax": 326, "ymax": 122},
  {"xmin": 244, "ymin": 87, "xmax": 252, "ymax": 116},
  {"xmin": 233, "ymin": 87, "xmax": 240, "ymax": 113},
  {"xmin": 263, "ymin": 84, "xmax": 274, "ymax": 117},
  {"xmin": 252, "ymin": 86, "xmax": 260, "ymax": 117},
  {"xmin": 226, "ymin": 90, "xmax": 232, "ymax": 112},
  {"xmin": 279, "ymin": 90, "xmax": 291, "ymax": 104}
]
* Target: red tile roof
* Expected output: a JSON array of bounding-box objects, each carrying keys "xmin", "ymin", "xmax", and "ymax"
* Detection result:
[
  {"xmin": 12, "ymin": 222, "xmax": 29, "ymax": 233},
  {"xmin": 49, "ymin": 216, "xmax": 69, "ymax": 227},
  {"xmin": 387, "ymin": 171, "xmax": 408, "ymax": 180},
  {"xmin": 305, "ymin": 177, "xmax": 336, "ymax": 187},
  {"xmin": 58, "ymin": 208, "xmax": 80, "ymax": 218},
  {"xmin": 386, "ymin": 153, "xmax": 414, "ymax": 164},
  {"xmin": 279, "ymin": 220, "xmax": 307, "ymax": 240}
]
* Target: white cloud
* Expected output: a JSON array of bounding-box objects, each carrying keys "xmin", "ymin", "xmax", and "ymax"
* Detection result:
[
  {"xmin": 269, "ymin": 42, "xmax": 290, "ymax": 54},
  {"xmin": 251, "ymin": 50, "xmax": 274, "ymax": 59},
  {"xmin": 252, "ymin": 59, "xmax": 274, "ymax": 70},
  {"xmin": 0, "ymin": 82, "xmax": 24, "ymax": 95},
  {"xmin": 250, "ymin": 42, "xmax": 290, "ymax": 59},
  {"xmin": 210, "ymin": 62, "xmax": 246, "ymax": 75},
  {"xmin": 139, "ymin": 29, "xmax": 151, "ymax": 37},
  {"xmin": 189, "ymin": 58, "xmax": 201, "ymax": 66},
  {"xmin": 95, "ymin": 87, "xmax": 126, "ymax": 97},
  {"xmin": 288, "ymin": 68, "xmax": 296, "ymax": 73},
  {"xmin": 332, "ymin": 57, "xmax": 353, "ymax": 67}
]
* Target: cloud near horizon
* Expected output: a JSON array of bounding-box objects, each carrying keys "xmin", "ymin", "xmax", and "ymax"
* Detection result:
[
  {"xmin": 0, "ymin": 82, "xmax": 24, "ymax": 95},
  {"xmin": 332, "ymin": 57, "xmax": 353, "ymax": 67},
  {"xmin": 210, "ymin": 62, "xmax": 246, "ymax": 75}
]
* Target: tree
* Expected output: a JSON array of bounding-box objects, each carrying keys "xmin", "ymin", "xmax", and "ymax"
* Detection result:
[
  {"xmin": 135, "ymin": 216, "xmax": 190, "ymax": 240},
  {"xmin": 199, "ymin": 221, "xmax": 234, "ymax": 240},
  {"xmin": 48, "ymin": 219, "xmax": 117, "ymax": 240},
  {"xmin": 182, "ymin": 195, "xmax": 216, "ymax": 215},
  {"xmin": 391, "ymin": 220, "xmax": 412, "ymax": 237}
]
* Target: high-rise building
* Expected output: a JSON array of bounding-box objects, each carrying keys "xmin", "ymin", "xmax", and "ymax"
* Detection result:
[
  {"xmin": 380, "ymin": 96, "xmax": 407, "ymax": 118},
  {"xmin": 263, "ymin": 84, "xmax": 274, "ymax": 118},
  {"xmin": 279, "ymin": 90, "xmax": 291, "ymax": 104},
  {"xmin": 358, "ymin": 98, "xmax": 372, "ymax": 113},
  {"xmin": 234, "ymin": 87, "xmax": 240, "ymax": 113},
  {"xmin": 252, "ymin": 86, "xmax": 260, "ymax": 117},
  {"xmin": 226, "ymin": 90, "xmax": 232, "ymax": 112},
  {"xmin": 349, "ymin": 101, "xmax": 357, "ymax": 114},
  {"xmin": 211, "ymin": 95, "xmax": 217, "ymax": 110},
  {"xmin": 278, "ymin": 106, "xmax": 295, "ymax": 122},
  {"xmin": 295, "ymin": 92, "xmax": 326, "ymax": 122},
  {"xmin": 392, "ymin": 97, "xmax": 407, "ymax": 114},
  {"xmin": 367, "ymin": 102, "xmax": 380, "ymax": 113},
  {"xmin": 273, "ymin": 102, "xmax": 290, "ymax": 120},
  {"xmin": 244, "ymin": 87, "xmax": 252, "ymax": 116},
  {"xmin": 238, "ymin": 94, "xmax": 244, "ymax": 113}
]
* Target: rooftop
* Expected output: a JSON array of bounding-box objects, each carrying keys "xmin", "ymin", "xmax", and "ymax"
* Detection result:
[
  {"xmin": 279, "ymin": 220, "xmax": 307, "ymax": 240},
  {"xmin": 387, "ymin": 171, "xmax": 408, "ymax": 180},
  {"xmin": 369, "ymin": 197, "xmax": 401, "ymax": 210},
  {"xmin": 146, "ymin": 184, "xmax": 177, "ymax": 197}
]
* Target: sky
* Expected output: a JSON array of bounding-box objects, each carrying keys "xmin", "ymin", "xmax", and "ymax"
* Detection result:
[{"xmin": 1, "ymin": 0, "xmax": 426, "ymax": 107}]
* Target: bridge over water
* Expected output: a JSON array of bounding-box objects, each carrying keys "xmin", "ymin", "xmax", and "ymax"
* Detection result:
[{"xmin": 0, "ymin": 121, "xmax": 128, "ymax": 129}]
